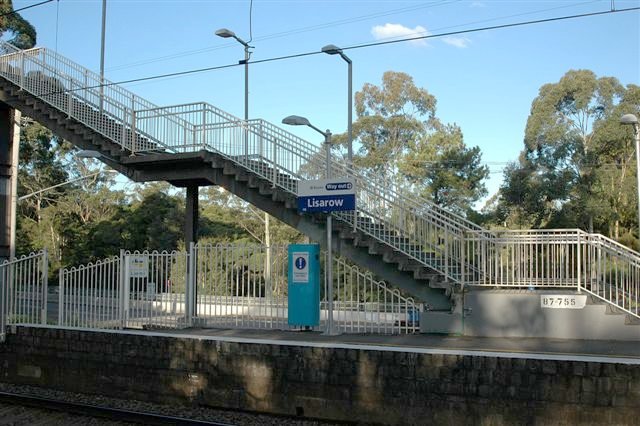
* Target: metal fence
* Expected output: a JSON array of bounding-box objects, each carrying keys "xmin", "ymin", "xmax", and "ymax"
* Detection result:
[
  {"xmin": 192, "ymin": 243, "xmax": 419, "ymax": 334},
  {"xmin": 465, "ymin": 229, "xmax": 640, "ymax": 318},
  {"xmin": 0, "ymin": 250, "xmax": 48, "ymax": 341},
  {"xmin": 59, "ymin": 255, "xmax": 122, "ymax": 329},
  {"xmin": 55, "ymin": 244, "xmax": 419, "ymax": 335},
  {"xmin": 123, "ymin": 250, "xmax": 190, "ymax": 330}
]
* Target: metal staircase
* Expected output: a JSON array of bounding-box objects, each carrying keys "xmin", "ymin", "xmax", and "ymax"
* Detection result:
[{"xmin": 0, "ymin": 41, "xmax": 638, "ymax": 320}]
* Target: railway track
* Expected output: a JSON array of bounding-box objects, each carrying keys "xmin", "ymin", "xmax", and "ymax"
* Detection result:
[{"xmin": 0, "ymin": 391, "xmax": 233, "ymax": 425}]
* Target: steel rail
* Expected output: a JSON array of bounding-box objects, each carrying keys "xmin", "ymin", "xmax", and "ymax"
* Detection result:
[{"xmin": 0, "ymin": 391, "xmax": 235, "ymax": 425}]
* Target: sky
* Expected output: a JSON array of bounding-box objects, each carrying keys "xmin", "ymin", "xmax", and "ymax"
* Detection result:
[{"xmin": 12, "ymin": 0, "xmax": 640, "ymax": 206}]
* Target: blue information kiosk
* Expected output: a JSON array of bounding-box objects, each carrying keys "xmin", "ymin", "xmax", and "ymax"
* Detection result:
[{"xmin": 287, "ymin": 244, "xmax": 320, "ymax": 327}]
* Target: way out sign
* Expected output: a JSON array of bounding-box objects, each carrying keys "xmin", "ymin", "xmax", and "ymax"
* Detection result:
[{"xmin": 297, "ymin": 177, "xmax": 356, "ymax": 213}]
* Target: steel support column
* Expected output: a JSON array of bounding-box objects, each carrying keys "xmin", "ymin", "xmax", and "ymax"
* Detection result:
[
  {"xmin": 185, "ymin": 185, "xmax": 199, "ymax": 321},
  {"xmin": 0, "ymin": 104, "xmax": 20, "ymax": 262},
  {"xmin": 185, "ymin": 185, "xmax": 199, "ymax": 246}
]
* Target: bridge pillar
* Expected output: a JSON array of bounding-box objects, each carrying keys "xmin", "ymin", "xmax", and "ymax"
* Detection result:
[
  {"xmin": 185, "ymin": 184, "xmax": 199, "ymax": 246},
  {"xmin": 0, "ymin": 104, "xmax": 20, "ymax": 262}
]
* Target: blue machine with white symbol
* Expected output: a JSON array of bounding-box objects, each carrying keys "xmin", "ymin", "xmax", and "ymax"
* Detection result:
[{"xmin": 287, "ymin": 244, "xmax": 320, "ymax": 327}]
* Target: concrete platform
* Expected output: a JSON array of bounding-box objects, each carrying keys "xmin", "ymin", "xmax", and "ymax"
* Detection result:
[{"xmin": 139, "ymin": 326, "xmax": 640, "ymax": 364}]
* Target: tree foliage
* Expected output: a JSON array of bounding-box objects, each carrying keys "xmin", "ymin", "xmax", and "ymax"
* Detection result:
[
  {"xmin": 0, "ymin": 0, "xmax": 37, "ymax": 49},
  {"xmin": 338, "ymin": 71, "xmax": 488, "ymax": 213},
  {"xmin": 488, "ymin": 70, "xmax": 640, "ymax": 246}
]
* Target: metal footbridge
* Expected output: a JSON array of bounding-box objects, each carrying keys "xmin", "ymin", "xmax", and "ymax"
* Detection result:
[{"xmin": 0, "ymin": 41, "xmax": 637, "ymax": 329}]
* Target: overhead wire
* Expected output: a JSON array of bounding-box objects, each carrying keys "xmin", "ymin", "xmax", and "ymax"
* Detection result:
[
  {"xmin": 104, "ymin": 0, "xmax": 595, "ymax": 73},
  {"xmin": 105, "ymin": 0, "xmax": 457, "ymax": 72},
  {"xmin": 37, "ymin": 7, "xmax": 640, "ymax": 101},
  {"xmin": 0, "ymin": 0, "xmax": 54, "ymax": 17}
]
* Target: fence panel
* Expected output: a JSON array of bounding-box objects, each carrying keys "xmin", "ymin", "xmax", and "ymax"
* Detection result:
[
  {"xmin": 0, "ymin": 251, "xmax": 48, "ymax": 339},
  {"xmin": 325, "ymin": 254, "xmax": 420, "ymax": 334},
  {"xmin": 58, "ymin": 255, "xmax": 121, "ymax": 329},
  {"xmin": 193, "ymin": 243, "xmax": 419, "ymax": 334},
  {"xmin": 194, "ymin": 243, "xmax": 289, "ymax": 330},
  {"xmin": 124, "ymin": 250, "xmax": 189, "ymax": 330}
]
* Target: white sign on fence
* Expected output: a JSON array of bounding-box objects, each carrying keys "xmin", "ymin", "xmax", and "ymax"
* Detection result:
[
  {"xmin": 540, "ymin": 295, "xmax": 587, "ymax": 309},
  {"xmin": 128, "ymin": 256, "xmax": 148, "ymax": 278}
]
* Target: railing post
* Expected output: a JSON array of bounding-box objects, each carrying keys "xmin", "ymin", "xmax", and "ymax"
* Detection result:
[
  {"xmin": 58, "ymin": 269, "xmax": 63, "ymax": 327},
  {"xmin": 67, "ymin": 77, "xmax": 73, "ymax": 117},
  {"xmin": 577, "ymin": 232, "xmax": 582, "ymax": 293},
  {"xmin": 19, "ymin": 51, "xmax": 24, "ymax": 88},
  {"xmin": 120, "ymin": 107, "xmax": 127, "ymax": 151},
  {"xmin": 271, "ymin": 138, "xmax": 277, "ymax": 188},
  {"xmin": 461, "ymin": 231, "xmax": 466, "ymax": 291},
  {"xmin": 120, "ymin": 249, "xmax": 128, "ymax": 329},
  {"xmin": 130, "ymin": 95, "xmax": 136, "ymax": 155},
  {"xmin": 201, "ymin": 108, "xmax": 206, "ymax": 149},
  {"xmin": 444, "ymin": 227, "xmax": 449, "ymax": 279},
  {"xmin": 41, "ymin": 248, "xmax": 48, "ymax": 325}
]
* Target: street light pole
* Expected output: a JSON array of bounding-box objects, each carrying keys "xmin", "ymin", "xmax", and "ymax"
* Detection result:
[
  {"xmin": 321, "ymin": 44, "xmax": 353, "ymax": 169},
  {"xmin": 282, "ymin": 115, "xmax": 338, "ymax": 335},
  {"xmin": 215, "ymin": 28, "xmax": 272, "ymax": 296},
  {"xmin": 621, "ymin": 113, "xmax": 640, "ymax": 242},
  {"xmin": 99, "ymin": 0, "xmax": 107, "ymax": 112},
  {"xmin": 215, "ymin": 28, "xmax": 252, "ymax": 154}
]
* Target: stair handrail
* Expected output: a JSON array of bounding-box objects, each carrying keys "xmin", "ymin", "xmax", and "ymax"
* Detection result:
[{"xmin": 0, "ymin": 41, "xmax": 214, "ymax": 154}]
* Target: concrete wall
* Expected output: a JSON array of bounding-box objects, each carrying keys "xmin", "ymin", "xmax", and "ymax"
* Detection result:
[
  {"xmin": 422, "ymin": 289, "xmax": 640, "ymax": 341},
  {"xmin": 0, "ymin": 327, "xmax": 638, "ymax": 425}
]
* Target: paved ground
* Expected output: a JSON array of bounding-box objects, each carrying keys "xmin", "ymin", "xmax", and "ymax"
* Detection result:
[{"xmin": 159, "ymin": 327, "xmax": 640, "ymax": 362}]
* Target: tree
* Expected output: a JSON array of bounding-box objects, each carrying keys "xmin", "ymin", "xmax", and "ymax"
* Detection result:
[
  {"xmin": 340, "ymin": 71, "xmax": 488, "ymax": 213},
  {"xmin": 494, "ymin": 70, "xmax": 640, "ymax": 243},
  {"xmin": 0, "ymin": 0, "xmax": 37, "ymax": 49}
]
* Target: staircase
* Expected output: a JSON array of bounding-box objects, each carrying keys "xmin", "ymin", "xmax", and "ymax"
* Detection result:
[{"xmin": 0, "ymin": 41, "xmax": 638, "ymax": 321}]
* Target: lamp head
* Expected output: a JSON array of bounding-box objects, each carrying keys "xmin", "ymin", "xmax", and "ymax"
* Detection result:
[
  {"xmin": 621, "ymin": 114, "xmax": 639, "ymax": 126},
  {"xmin": 282, "ymin": 115, "xmax": 310, "ymax": 126},
  {"xmin": 215, "ymin": 28, "xmax": 236, "ymax": 39},
  {"xmin": 322, "ymin": 44, "xmax": 342, "ymax": 55}
]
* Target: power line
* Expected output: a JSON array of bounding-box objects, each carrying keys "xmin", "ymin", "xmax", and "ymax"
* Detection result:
[
  {"xmin": 39, "ymin": 7, "xmax": 640, "ymax": 97},
  {"xmin": 340, "ymin": 6, "xmax": 640, "ymax": 52},
  {"xmin": 105, "ymin": 0, "xmax": 457, "ymax": 72},
  {"xmin": 0, "ymin": 0, "xmax": 54, "ymax": 18}
]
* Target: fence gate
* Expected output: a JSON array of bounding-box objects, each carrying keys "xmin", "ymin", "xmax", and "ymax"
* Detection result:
[{"xmin": 123, "ymin": 250, "xmax": 190, "ymax": 330}]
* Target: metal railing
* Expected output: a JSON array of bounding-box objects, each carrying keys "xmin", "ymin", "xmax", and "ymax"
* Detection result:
[
  {"xmin": 59, "ymin": 255, "xmax": 122, "ymax": 329},
  {"xmin": 0, "ymin": 250, "xmax": 48, "ymax": 340},
  {"xmin": 194, "ymin": 243, "xmax": 289, "ymax": 330},
  {"xmin": 1, "ymin": 42, "xmax": 638, "ymax": 319},
  {"xmin": 193, "ymin": 242, "xmax": 419, "ymax": 334},
  {"xmin": 326, "ymin": 251, "xmax": 419, "ymax": 334},
  {"xmin": 0, "ymin": 41, "xmax": 482, "ymax": 284},
  {"xmin": 465, "ymin": 229, "xmax": 639, "ymax": 318},
  {"xmin": 55, "ymin": 244, "xmax": 418, "ymax": 334},
  {"xmin": 59, "ymin": 250, "xmax": 190, "ymax": 330},
  {"xmin": 123, "ymin": 250, "xmax": 190, "ymax": 330}
]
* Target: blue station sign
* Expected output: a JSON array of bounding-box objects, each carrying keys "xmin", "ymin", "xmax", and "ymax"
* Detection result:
[{"xmin": 297, "ymin": 177, "xmax": 356, "ymax": 213}]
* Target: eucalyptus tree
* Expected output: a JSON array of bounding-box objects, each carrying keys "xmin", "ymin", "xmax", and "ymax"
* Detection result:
[
  {"xmin": 0, "ymin": 0, "xmax": 36, "ymax": 49},
  {"xmin": 496, "ymin": 70, "xmax": 639, "ymax": 243},
  {"xmin": 341, "ymin": 71, "xmax": 488, "ymax": 214}
]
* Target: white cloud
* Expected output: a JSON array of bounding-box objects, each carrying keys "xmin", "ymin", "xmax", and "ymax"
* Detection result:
[
  {"xmin": 470, "ymin": 1, "xmax": 486, "ymax": 7},
  {"xmin": 442, "ymin": 36, "xmax": 471, "ymax": 48},
  {"xmin": 371, "ymin": 23, "xmax": 429, "ymax": 46}
]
